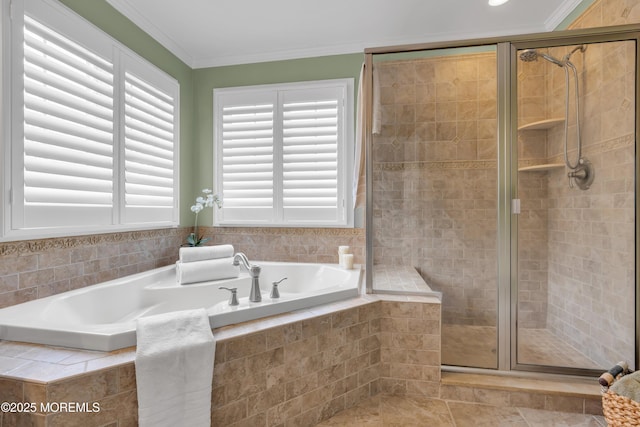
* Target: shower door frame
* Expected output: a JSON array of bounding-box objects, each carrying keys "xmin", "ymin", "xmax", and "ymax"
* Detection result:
[{"xmin": 364, "ymin": 24, "xmax": 640, "ymax": 376}]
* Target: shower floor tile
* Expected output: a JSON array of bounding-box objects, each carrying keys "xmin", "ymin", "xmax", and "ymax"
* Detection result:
[
  {"xmin": 517, "ymin": 328, "xmax": 602, "ymax": 370},
  {"xmin": 441, "ymin": 324, "xmax": 602, "ymax": 370},
  {"xmin": 316, "ymin": 395, "xmax": 606, "ymax": 426}
]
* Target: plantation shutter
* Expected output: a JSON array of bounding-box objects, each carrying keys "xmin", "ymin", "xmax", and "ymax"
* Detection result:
[
  {"xmin": 281, "ymin": 87, "xmax": 343, "ymax": 223},
  {"xmin": 217, "ymin": 92, "xmax": 275, "ymax": 223},
  {"xmin": 214, "ymin": 80, "xmax": 352, "ymax": 226},
  {"xmin": 20, "ymin": 15, "xmax": 115, "ymax": 227},
  {"xmin": 8, "ymin": 0, "xmax": 180, "ymax": 238},
  {"xmin": 123, "ymin": 65, "xmax": 178, "ymax": 224}
]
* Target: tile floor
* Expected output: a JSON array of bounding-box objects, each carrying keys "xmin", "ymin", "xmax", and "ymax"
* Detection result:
[{"xmin": 317, "ymin": 395, "xmax": 606, "ymax": 426}]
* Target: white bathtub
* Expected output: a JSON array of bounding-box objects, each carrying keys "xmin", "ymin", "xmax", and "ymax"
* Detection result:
[{"xmin": 0, "ymin": 261, "xmax": 361, "ymax": 351}]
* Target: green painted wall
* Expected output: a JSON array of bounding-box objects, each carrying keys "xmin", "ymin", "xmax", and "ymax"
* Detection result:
[
  {"xmin": 50, "ymin": 2, "xmax": 363, "ymax": 227},
  {"xmin": 58, "ymin": 0, "xmax": 196, "ymax": 226},
  {"xmin": 52, "ymin": 0, "xmax": 593, "ymax": 228},
  {"xmin": 192, "ymin": 54, "xmax": 364, "ymax": 225}
]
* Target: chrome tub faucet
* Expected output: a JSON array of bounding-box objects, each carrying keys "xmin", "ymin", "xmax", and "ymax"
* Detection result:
[{"xmin": 233, "ymin": 253, "xmax": 262, "ymax": 302}]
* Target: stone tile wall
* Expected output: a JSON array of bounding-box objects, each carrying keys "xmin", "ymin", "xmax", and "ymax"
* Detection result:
[
  {"xmin": 211, "ymin": 301, "xmax": 381, "ymax": 426},
  {"xmin": 546, "ymin": 2, "xmax": 637, "ymax": 367},
  {"xmin": 515, "ymin": 0, "xmax": 637, "ymax": 366},
  {"xmin": 378, "ymin": 299, "xmax": 441, "ymax": 397},
  {"xmin": 0, "ymin": 228, "xmax": 189, "ymax": 310},
  {"xmin": 372, "ymin": 52, "xmax": 499, "ymax": 328},
  {"xmin": 203, "ymin": 227, "xmax": 365, "ymax": 266},
  {"xmin": 544, "ymin": 35, "xmax": 636, "ymax": 365}
]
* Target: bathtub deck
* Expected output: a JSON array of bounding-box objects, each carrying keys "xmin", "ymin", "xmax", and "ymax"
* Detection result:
[
  {"xmin": 0, "ymin": 292, "xmax": 445, "ymax": 427},
  {"xmin": 0, "ymin": 293, "xmax": 395, "ymax": 383}
]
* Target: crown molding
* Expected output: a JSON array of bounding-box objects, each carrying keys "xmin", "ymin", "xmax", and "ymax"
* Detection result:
[
  {"xmin": 105, "ymin": 0, "xmax": 195, "ymax": 67},
  {"xmin": 544, "ymin": 0, "xmax": 584, "ymax": 31},
  {"xmin": 192, "ymin": 24, "xmax": 546, "ymax": 68}
]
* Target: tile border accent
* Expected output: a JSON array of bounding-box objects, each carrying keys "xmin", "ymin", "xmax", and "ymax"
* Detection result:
[
  {"xmin": 0, "ymin": 226, "xmax": 366, "ymax": 256},
  {"xmin": 547, "ymin": 133, "xmax": 634, "ymax": 165},
  {"xmin": 205, "ymin": 226, "xmax": 365, "ymax": 237},
  {"xmin": 372, "ymin": 134, "xmax": 634, "ymax": 173},
  {"xmin": 0, "ymin": 228, "xmax": 188, "ymax": 256},
  {"xmin": 374, "ymin": 160, "xmax": 497, "ymax": 171}
]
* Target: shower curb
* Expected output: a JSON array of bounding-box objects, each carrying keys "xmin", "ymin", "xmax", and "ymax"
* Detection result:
[{"xmin": 440, "ymin": 372, "xmax": 602, "ymax": 415}]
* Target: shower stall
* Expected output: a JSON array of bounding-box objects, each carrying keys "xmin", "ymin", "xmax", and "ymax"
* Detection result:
[{"xmin": 365, "ymin": 26, "xmax": 639, "ymax": 376}]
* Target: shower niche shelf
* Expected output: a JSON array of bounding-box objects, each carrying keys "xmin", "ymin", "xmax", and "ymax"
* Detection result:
[
  {"xmin": 518, "ymin": 118, "xmax": 565, "ymax": 131},
  {"xmin": 518, "ymin": 163, "xmax": 564, "ymax": 172}
]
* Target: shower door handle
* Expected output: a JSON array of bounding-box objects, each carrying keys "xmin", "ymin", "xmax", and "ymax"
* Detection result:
[{"xmin": 511, "ymin": 199, "xmax": 521, "ymax": 215}]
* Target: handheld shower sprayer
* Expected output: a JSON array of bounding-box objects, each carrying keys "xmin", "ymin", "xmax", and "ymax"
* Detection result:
[
  {"xmin": 518, "ymin": 45, "xmax": 593, "ymax": 190},
  {"xmin": 518, "ymin": 49, "xmax": 565, "ymax": 67}
]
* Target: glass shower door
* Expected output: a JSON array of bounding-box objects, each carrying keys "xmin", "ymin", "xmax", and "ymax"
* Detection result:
[
  {"xmin": 515, "ymin": 39, "xmax": 636, "ymax": 372},
  {"xmin": 370, "ymin": 46, "xmax": 500, "ymax": 369}
]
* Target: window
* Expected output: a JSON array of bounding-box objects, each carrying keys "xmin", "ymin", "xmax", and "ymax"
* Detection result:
[
  {"xmin": 2, "ymin": 0, "xmax": 179, "ymax": 239},
  {"xmin": 213, "ymin": 79, "xmax": 354, "ymax": 227}
]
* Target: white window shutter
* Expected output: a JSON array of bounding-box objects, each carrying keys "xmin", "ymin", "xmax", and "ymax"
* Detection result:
[
  {"xmin": 216, "ymin": 91, "xmax": 275, "ymax": 223},
  {"xmin": 6, "ymin": 0, "xmax": 180, "ymax": 239},
  {"xmin": 214, "ymin": 80, "xmax": 353, "ymax": 227},
  {"xmin": 281, "ymin": 88, "xmax": 342, "ymax": 223},
  {"xmin": 122, "ymin": 67, "xmax": 178, "ymax": 224},
  {"xmin": 19, "ymin": 15, "xmax": 115, "ymax": 228}
]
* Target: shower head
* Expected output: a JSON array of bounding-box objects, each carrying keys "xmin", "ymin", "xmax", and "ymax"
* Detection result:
[
  {"xmin": 519, "ymin": 49, "xmax": 539, "ymax": 62},
  {"xmin": 518, "ymin": 49, "xmax": 565, "ymax": 67}
]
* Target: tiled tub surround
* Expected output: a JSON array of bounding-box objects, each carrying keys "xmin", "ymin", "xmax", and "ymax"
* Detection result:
[
  {"xmin": 0, "ymin": 227, "xmax": 364, "ymax": 311},
  {"xmin": 0, "ymin": 294, "xmax": 441, "ymax": 427},
  {"xmin": 0, "ymin": 228, "xmax": 189, "ymax": 310},
  {"xmin": 203, "ymin": 227, "xmax": 365, "ymax": 266},
  {"xmin": 0, "ymin": 293, "xmax": 603, "ymax": 427}
]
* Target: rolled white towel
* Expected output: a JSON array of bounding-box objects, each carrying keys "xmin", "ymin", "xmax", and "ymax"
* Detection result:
[
  {"xmin": 179, "ymin": 244, "xmax": 234, "ymax": 263},
  {"xmin": 176, "ymin": 257, "xmax": 239, "ymax": 285}
]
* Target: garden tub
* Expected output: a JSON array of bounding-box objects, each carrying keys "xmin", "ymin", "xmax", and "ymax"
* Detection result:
[{"xmin": 0, "ymin": 261, "xmax": 361, "ymax": 351}]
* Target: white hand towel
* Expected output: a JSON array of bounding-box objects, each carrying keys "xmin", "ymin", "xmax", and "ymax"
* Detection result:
[
  {"xmin": 179, "ymin": 244, "xmax": 235, "ymax": 263},
  {"xmin": 176, "ymin": 257, "xmax": 239, "ymax": 285},
  {"xmin": 135, "ymin": 308, "xmax": 215, "ymax": 427}
]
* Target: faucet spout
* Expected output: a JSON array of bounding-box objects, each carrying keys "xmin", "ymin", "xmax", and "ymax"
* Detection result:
[{"xmin": 233, "ymin": 252, "xmax": 262, "ymax": 302}]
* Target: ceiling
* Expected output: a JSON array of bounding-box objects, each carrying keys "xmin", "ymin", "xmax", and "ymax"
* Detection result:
[{"xmin": 105, "ymin": 0, "xmax": 584, "ymax": 69}]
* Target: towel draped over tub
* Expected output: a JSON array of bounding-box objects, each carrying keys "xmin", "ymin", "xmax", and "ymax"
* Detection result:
[{"xmin": 135, "ymin": 308, "xmax": 215, "ymax": 427}]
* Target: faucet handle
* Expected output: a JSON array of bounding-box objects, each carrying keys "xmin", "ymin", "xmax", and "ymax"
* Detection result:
[
  {"xmin": 270, "ymin": 277, "xmax": 287, "ymax": 299},
  {"xmin": 219, "ymin": 286, "xmax": 239, "ymax": 306}
]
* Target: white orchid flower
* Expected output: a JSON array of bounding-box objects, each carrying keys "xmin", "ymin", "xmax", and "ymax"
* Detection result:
[{"xmin": 187, "ymin": 188, "xmax": 222, "ymax": 246}]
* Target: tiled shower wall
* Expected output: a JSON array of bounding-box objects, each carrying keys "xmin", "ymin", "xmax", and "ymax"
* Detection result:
[
  {"xmin": 545, "ymin": 2, "xmax": 637, "ymax": 366},
  {"xmin": 514, "ymin": 0, "xmax": 638, "ymax": 366},
  {"xmin": 372, "ymin": 52, "xmax": 499, "ymax": 326},
  {"xmin": 516, "ymin": 58, "xmax": 552, "ymax": 330},
  {"xmin": 0, "ymin": 227, "xmax": 364, "ymax": 310}
]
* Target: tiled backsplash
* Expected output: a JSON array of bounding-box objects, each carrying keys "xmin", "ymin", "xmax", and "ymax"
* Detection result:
[
  {"xmin": 203, "ymin": 226, "xmax": 365, "ymax": 266},
  {"xmin": 0, "ymin": 229, "xmax": 188, "ymax": 310},
  {"xmin": 0, "ymin": 227, "xmax": 364, "ymax": 310}
]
